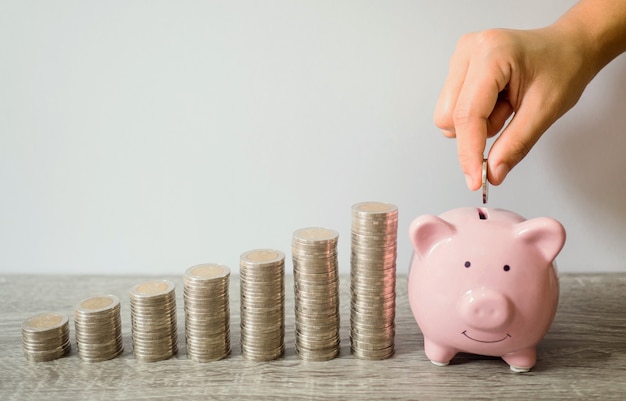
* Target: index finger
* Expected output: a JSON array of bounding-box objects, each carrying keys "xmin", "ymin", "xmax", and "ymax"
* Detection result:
[
  {"xmin": 434, "ymin": 35, "xmax": 473, "ymax": 137},
  {"xmin": 453, "ymin": 56, "xmax": 511, "ymax": 190}
]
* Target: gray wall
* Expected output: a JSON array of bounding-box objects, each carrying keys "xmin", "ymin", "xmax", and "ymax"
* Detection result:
[{"xmin": 2, "ymin": 0, "xmax": 625, "ymax": 275}]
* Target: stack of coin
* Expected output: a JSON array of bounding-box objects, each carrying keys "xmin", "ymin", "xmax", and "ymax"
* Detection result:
[
  {"xmin": 350, "ymin": 201, "xmax": 398, "ymax": 360},
  {"xmin": 129, "ymin": 280, "xmax": 178, "ymax": 362},
  {"xmin": 292, "ymin": 227, "xmax": 340, "ymax": 361},
  {"xmin": 240, "ymin": 249, "xmax": 285, "ymax": 361},
  {"xmin": 22, "ymin": 312, "xmax": 71, "ymax": 362},
  {"xmin": 74, "ymin": 295, "xmax": 124, "ymax": 362},
  {"xmin": 183, "ymin": 263, "xmax": 231, "ymax": 362}
]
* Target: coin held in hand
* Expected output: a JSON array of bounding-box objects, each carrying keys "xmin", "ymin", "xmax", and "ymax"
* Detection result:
[{"xmin": 482, "ymin": 159, "xmax": 489, "ymax": 205}]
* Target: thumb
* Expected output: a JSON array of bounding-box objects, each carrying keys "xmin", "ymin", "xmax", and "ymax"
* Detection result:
[{"xmin": 486, "ymin": 92, "xmax": 551, "ymax": 185}]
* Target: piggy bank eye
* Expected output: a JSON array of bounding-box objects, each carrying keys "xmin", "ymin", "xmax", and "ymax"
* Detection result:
[
  {"xmin": 503, "ymin": 264, "xmax": 511, "ymax": 272},
  {"xmin": 464, "ymin": 261, "xmax": 471, "ymax": 268}
]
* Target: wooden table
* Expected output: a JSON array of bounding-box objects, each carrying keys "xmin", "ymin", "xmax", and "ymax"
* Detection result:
[{"xmin": 1, "ymin": 273, "xmax": 625, "ymax": 400}]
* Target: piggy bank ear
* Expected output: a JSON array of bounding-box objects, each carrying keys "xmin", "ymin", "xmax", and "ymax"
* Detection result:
[
  {"xmin": 514, "ymin": 217, "xmax": 566, "ymax": 262},
  {"xmin": 409, "ymin": 215, "xmax": 456, "ymax": 258}
]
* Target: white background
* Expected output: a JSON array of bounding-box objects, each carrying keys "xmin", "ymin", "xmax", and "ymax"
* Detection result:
[{"xmin": 1, "ymin": 0, "xmax": 625, "ymax": 276}]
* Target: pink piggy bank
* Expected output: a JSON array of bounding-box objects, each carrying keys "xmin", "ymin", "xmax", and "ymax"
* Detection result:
[{"xmin": 408, "ymin": 207, "xmax": 565, "ymax": 372}]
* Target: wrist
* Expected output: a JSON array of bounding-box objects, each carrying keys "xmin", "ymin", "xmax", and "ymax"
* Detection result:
[{"xmin": 552, "ymin": 0, "xmax": 626, "ymax": 77}]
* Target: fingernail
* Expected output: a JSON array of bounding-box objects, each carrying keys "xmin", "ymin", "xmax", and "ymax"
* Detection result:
[
  {"xmin": 465, "ymin": 174, "xmax": 474, "ymax": 190},
  {"xmin": 494, "ymin": 163, "xmax": 510, "ymax": 183}
]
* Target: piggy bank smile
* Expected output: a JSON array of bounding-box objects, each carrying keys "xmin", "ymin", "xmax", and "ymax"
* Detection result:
[
  {"xmin": 408, "ymin": 208, "xmax": 565, "ymax": 372},
  {"xmin": 461, "ymin": 330, "xmax": 511, "ymax": 343}
]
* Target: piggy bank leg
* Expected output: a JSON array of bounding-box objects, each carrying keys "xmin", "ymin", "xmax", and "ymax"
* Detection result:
[
  {"xmin": 424, "ymin": 338, "xmax": 457, "ymax": 367},
  {"xmin": 502, "ymin": 347, "xmax": 537, "ymax": 373}
]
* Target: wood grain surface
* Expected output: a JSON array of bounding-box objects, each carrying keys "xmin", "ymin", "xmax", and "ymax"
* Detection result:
[{"xmin": 1, "ymin": 273, "xmax": 625, "ymax": 400}]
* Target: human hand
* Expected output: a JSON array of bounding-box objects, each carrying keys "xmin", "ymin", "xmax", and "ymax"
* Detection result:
[{"xmin": 434, "ymin": 27, "xmax": 594, "ymax": 190}]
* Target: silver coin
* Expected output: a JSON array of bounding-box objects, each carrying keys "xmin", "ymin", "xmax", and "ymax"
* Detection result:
[
  {"xmin": 350, "ymin": 341, "xmax": 394, "ymax": 355},
  {"xmin": 22, "ymin": 313, "xmax": 68, "ymax": 333},
  {"xmin": 21, "ymin": 312, "xmax": 71, "ymax": 362},
  {"xmin": 352, "ymin": 201, "xmax": 398, "ymax": 215},
  {"xmin": 183, "ymin": 263, "xmax": 231, "ymax": 363},
  {"xmin": 239, "ymin": 249, "xmax": 285, "ymax": 362},
  {"xmin": 22, "ymin": 339, "xmax": 72, "ymax": 362},
  {"xmin": 130, "ymin": 280, "xmax": 175, "ymax": 298},
  {"xmin": 350, "ymin": 201, "xmax": 398, "ymax": 361},
  {"xmin": 292, "ymin": 227, "xmax": 341, "ymax": 361},
  {"xmin": 240, "ymin": 346, "xmax": 284, "ymax": 362},
  {"xmin": 295, "ymin": 326, "xmax": 339, "ymax": 338},
  {"xmin": 295, "ymin": 338, "xmax": 340, "ymax": 349},
  {"xmin": 295, "ymin": 347, "xmax": 339, "ymax": 362},
  {"xmin": 482, "ymin": 158, "xmax": 489, "ymax": 204},
  {"xmin": 293, "ymin": 227, "xmax": 339, "ymax": 242},
  {"xmin": 129, "ymin": 279, "xmax": 178, "ymax": 362},
  {"xmin": 185, "ymin": 263, "xmax": 230, "ymax": 281}
]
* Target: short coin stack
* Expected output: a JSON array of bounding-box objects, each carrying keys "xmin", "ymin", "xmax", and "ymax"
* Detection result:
[
  {"xmin": 183, "ymin": 263, "xmax": 231, "ymax": 362},
  {"xmin": 22, "ymin": 312, "xmax": 71, "ymax": 362},
  {"xmin": 129, "ymin": 280, "xmax": 178, "ymax": 362},
  {"xmin": 292, "ymin": 227, "xmax": 340, "ymax": 361},
  {"xmin": 74, "ymin": 295, "xmax": 124, "ymax": 362},
  {"xmin": 350, "ymin": 201, "xmax": 398, "ymax": 360},
  {"xmin": 240, "ymin": 249, "xmax": 285, "ymax": 361}
]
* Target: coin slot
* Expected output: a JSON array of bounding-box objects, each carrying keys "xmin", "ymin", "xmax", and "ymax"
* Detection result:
[{"xmin": 478, "ymin": 208, "xmax": 488, "ymax": 220}]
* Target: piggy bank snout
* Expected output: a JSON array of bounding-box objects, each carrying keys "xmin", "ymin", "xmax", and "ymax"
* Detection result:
[{"xmin": 460, "ymin": 289, "xmax": 513, "ymax": 331}]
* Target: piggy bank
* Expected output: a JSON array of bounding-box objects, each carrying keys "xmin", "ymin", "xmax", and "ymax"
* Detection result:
[{"xmin": 408, "ymin": 207, "xmax": 565, "ymax": 372}]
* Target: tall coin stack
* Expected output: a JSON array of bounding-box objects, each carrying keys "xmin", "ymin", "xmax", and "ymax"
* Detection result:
[
  {"xmin": 240, "ymin": 249, "xmax": 285, "ymax": 361},
  {"xmin": 292, "ymin": 227, "xmax": 340, "ymax": 361},
  {"xmin": 350, "ymin": 201, "xmax": 398, "ymax": 360},
  {"xmin": 74, "ymin": 295, "xmax": 124, "ymax": 362},
  {"xmin": 183, "ymin": 263, "xmax": 231, "ymax": 362},
  {"xmin": 129, "ymin": 280, "xmax": 178, "ymax": 362},
  {"xmin": 22, "ymin": 312, "xmax": 71, "ymax": 362}
]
